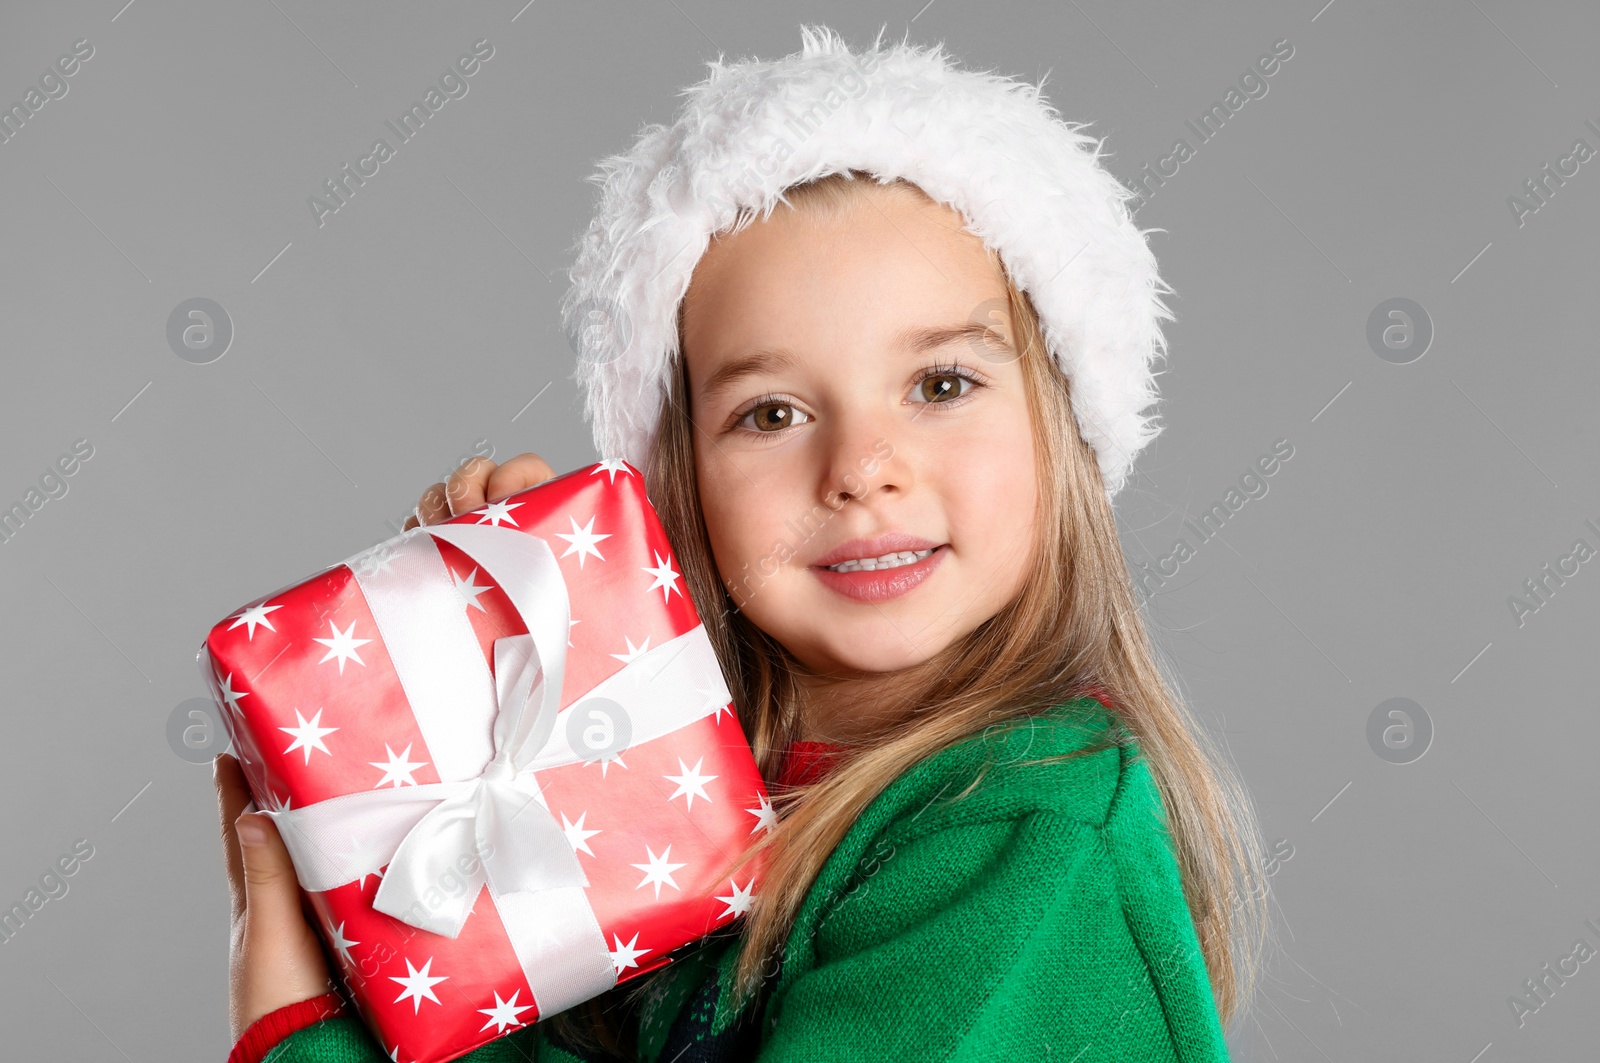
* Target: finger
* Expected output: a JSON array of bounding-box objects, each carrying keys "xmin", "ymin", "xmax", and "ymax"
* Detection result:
[
  {"xmin": 445, "ymin": 457, "xmax": 498, "ymax": 517},
  {"xmin": 235, "ymin": 812, "xmax": 306, "ymax": 932},
  {"xmin": 415, "ymin": 481, "xmax": 451, "ymax": 526},
  {"xmin": 229, "ymin": 812, "xmax": 336, "ymax": 1041},
  {"xmin": 484, "ymin": 453, "xmax": 556, "ymax": 503},
  {"xmin": 401, "ymin": 515, "xmax": 418, "ymax": 531},
  {"xmin": 215, "ymin": 754, "xmax": 252, "ymax": 920}
]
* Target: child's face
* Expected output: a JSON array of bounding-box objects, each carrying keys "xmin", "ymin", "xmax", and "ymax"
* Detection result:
[{"xmin": 682, "ymin": 184, "xmax": 1040, "ymax": 679}]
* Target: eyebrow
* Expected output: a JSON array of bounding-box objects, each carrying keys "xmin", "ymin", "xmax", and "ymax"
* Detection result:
[{"xmin": 698, "ymin": 321, "xmax": 1010, "ymax": 407}]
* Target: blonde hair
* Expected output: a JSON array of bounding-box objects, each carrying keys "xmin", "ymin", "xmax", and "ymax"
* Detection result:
[{"xmin": 543, "ymin": 172, "xmax": 1272, "ymax": 1059}]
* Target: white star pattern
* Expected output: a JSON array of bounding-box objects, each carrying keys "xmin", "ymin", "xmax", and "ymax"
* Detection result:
[
  {"xmin": 609, "ymin": 634, "xmax": 652, "ymax": 665},
  {"xmin": 227, "ymin": 603, "xmax": 282, "ymax": 640},
  {"xmin": 369, "ymin": 743, "xmax": 427, "ymax": 788},
  {"xmin": 452, "ymin": 567, "xmax": 493, "ymax": 613},
  {"xmin": 746, "ymin": 792, "xmax": 778, "ymax": 835},
  {"xmin": 477, "ymin": 989, "xmax": 534, "ymax": 1033},
  {"xmin": 229, "ymin": 722, "xmax": 259, "ymax": 767},
  {"xmin": 610, "ymin": 931, "xmax": 653, "ymax": 974},
  {"xmin": 326, "ymin": 919, "xmax": 360, "ymax": 968},
  {"xmin": 555, "ymin": 515, "xmax": 610, "ymax": 568},
  {"xmin": 664, "ymin": 757, "xmax": 718, "ymax": 812},
  {"xmin": 312, "ymin": 619, "xmax": 372, "ymax": 675},
  {"xmin": 390, "ymin": 957, "xmax": 448, "ymax": 1014},
  {"xmin": 582, "ymin": 748, "xmax": 628, "ymax": 779},
  {"xmin": 568, "ymin": 617, "xmax": 580, "ymax": 648},
  {"xmin": 475, "ymin": 499, "xmax": 524, "ymax": 527},
  {"xmin": 217, "ymin": 673, "xmax": 249, "ymax": 717},
  {"xmin": 261, "ymin": 789, "xmax": 293, "ymax": 814},
  {"xmin": 280, "ymin": 708, "xmax": 337, "ymax": 764},
  {"xmin": 640, "ymin": 551, "xmax": 683, "ymax": 602},
  {"xmin": 715, "ymin": 877, "xmax": 758, "ymax": 920},
  {"xmin": 561, "ymin": 810, "xmax": 602, "ymax": 857},
  {"xmin": 630, "ymin": 844, "xmax": 687, "ymax": 900},
  {"xmin": 689, "ymin": 680, "xmax": 734, "ymax": 725},
  {"xmin": 591, "ymin": 459, "xmax": 633, "ymax": 484}
]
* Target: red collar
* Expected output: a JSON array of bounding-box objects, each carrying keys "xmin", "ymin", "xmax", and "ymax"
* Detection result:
[{"xmin": 775, "ymin": 740, "xmax": 849, "ymax": 790}]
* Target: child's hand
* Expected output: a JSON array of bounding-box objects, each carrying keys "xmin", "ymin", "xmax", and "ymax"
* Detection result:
[
  {"xmin": 402, "ymin": 453, "xmax": 557, "ymax": 529},
  {"xmin": 214, "ymin": 752, "xmax": 335, "ymax": 1041}
]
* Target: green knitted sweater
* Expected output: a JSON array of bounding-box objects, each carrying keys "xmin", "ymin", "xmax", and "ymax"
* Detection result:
[{"xmin": 262, "ymin": 697, "xmax": 1232, "ymax": 1062}]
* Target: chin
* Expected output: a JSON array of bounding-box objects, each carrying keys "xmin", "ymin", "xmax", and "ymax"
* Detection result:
[
  {"xmin": 799, "ymin": 633, "xmax": 949, "ymax": 677},
  {"xmin": 741, "ymin": 590, "xmax": 966, "ymax": 675}
]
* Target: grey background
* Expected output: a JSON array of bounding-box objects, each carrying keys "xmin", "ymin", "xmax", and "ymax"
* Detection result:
[{"xmin": 1, "ymin": 0, "xmax": 1596, "ymax": 1059}]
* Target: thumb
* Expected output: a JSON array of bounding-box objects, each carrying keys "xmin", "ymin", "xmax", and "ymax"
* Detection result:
[{"xmin": 234, "ymin": 813, "xmax": 304, "ymax": 924}]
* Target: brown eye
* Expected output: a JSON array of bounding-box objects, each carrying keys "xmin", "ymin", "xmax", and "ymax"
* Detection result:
[
  {"xmin": 919, "ymin": 373, "xmax": 963, "ymax": 403},
  {"xmin": 752, "ymin": 403, "xmax": 794, "ymax": 431},
  {"xmin": 738, "ymin": 401, "xmax": 811, "ymax": 433}
]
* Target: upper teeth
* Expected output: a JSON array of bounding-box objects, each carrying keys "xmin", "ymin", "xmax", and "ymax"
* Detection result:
[{"xmin": 827, "ymin": 548, "xmax": 934, "ymax": 573}]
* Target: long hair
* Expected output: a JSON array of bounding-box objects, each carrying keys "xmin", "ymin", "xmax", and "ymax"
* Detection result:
[{"xmin": 541, "ymin": 172, "xmax": 1272, "ymax": 1059}]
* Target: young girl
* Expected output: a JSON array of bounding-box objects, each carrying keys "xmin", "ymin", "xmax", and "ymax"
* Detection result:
[{"xmin": 215, "ymin": 25, "xmax": 1270, "ymax": 1063}]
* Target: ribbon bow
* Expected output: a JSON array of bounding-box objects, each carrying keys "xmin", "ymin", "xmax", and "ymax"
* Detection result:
[
  {"xmin": 269, "ymin": 524, "xmax": 593, "ymax": 938},
  {"xmin": 370, "ymin": 629, "xmax": 588, "ymax": 936},
  {"xmin": 247, "ymin": 514, "xmax": 735, "ymax": 1017}
]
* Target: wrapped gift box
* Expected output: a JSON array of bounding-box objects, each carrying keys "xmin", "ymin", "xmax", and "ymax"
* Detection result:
[{"xmin": 197, "ymin": 460, "xmax": 773, "ymax": 1063}]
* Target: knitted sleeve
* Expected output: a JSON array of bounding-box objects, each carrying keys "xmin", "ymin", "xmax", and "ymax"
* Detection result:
[{"xmin": 753, "ymin": 759, "xmax": 1231, "ymax": 1062}]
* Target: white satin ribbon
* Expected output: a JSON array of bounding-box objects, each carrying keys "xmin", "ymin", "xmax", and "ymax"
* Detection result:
[{"xmin": 265, "ymin": 521, "xmax": 732, "ymax": 1017}]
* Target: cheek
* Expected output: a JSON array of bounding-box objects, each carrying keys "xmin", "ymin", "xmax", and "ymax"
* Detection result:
[
  {"xmin": 947, "ymin": 424, "xmax": 1038, "ymax": 560},
  {"xmin": 694, "ymin": 455, "xmax": 764, "ymax": 576},
  {"xmin": 976, "ymin": 466, "xmax": 1038, "ymax": 541}
]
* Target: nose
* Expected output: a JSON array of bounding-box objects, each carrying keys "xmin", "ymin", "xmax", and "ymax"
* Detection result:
[{"xmin": 819, "ymin": 412, "xmax": 904, "ymax": 509}]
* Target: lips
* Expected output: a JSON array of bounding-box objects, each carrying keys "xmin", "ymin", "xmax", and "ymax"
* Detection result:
[
  {"xmin": 812, "ymin": 533, "xmax": 945, "ymax": 570},
  {"xmin": 811, "ymin": 544, "xmax": 947, "ymax": 603}
]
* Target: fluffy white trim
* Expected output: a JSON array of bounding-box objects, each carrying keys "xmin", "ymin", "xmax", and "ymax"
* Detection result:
[{"xmin": 562, "ymin": 24, "xmax": 1173, "ymax": 501}]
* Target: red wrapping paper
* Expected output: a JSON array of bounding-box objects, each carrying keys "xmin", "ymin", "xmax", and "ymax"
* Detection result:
[{"xmin": 197, "ymin": 461, "xmax": 772, "ymax": 1063}]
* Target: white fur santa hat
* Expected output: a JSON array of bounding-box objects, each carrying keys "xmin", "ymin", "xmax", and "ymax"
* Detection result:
[{"xmin": 561, "ymin": 23, "xmax": 1173, "ymax": 501}]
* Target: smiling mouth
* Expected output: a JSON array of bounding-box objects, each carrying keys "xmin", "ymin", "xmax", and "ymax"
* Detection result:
[{"xmin": 825, "ymin": 547, "xmax": 939, "ymax": 573}]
